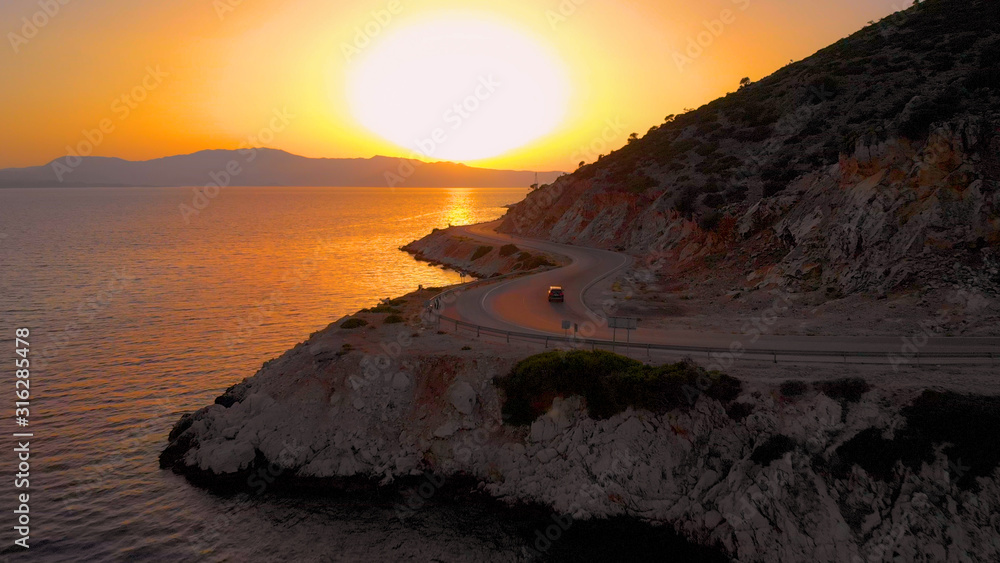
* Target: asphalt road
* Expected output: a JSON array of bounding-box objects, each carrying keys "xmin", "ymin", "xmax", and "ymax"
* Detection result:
[{"xmin": 439, "ymin": 221, "xmax": 1000, "ymax": 361}]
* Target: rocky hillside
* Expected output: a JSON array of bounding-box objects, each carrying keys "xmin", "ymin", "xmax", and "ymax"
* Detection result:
[{"xmin": 500, "ymin": 0, "xmax": 1000, "ymax": 298}]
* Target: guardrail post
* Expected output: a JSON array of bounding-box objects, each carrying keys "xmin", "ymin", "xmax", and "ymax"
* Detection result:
[
  {"xmin": 545, "ymin": 337, "xmax": 549, "ymax": 349},
  {"xmin": 506, "ymin": 332, "xmax": 510, "ymax": 344},
  {"xmin": 773, "ymin": 351, "xmax": 777, "ymax": 364},
  {"xmin": 477, "ymin": 326, "xmax": 480, "ymax": 338}
]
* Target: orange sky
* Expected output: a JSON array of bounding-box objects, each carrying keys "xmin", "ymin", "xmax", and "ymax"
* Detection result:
[{"xmin": 1, "ymin": 0, "xmax": 908, "ymax": 171}]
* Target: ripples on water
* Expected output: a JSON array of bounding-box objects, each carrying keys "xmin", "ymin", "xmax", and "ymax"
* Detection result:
[{"xmin": 0, "ymin": 186, "xmax": 534, "ymax": 562}]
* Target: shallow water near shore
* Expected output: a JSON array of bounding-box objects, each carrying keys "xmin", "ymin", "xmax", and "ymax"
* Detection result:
[{"xmin": 0, "ymin": 186, "xmax": 722, "ymax": 562}]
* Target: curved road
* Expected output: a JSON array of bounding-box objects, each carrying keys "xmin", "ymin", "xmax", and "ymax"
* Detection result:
[{"xmin": 439, "ymin": 221, "xmax": 999, "ymax": 362}]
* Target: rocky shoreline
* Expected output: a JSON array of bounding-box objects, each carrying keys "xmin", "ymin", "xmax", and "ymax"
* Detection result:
[{"xmin": 161, "ymin": 281, "xmax": 1000, "ymax": 562}]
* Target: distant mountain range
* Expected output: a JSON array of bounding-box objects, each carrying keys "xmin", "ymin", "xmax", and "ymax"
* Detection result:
[{"xmin": 0, "ymin": 149, "xmax": 564, "ymax": 188}]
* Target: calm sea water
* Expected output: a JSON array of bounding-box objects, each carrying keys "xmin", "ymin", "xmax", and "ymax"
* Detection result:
[{"xmin": 0, "ymin": 186, "xmax": 532, "ymax": 562}]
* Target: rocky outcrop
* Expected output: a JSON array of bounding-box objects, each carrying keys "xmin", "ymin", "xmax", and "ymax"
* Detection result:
[
  {"xmin": 401, "ymin": 226, "xmax": 562, "ymax": 278},
  {"xmin": 501, "ymin": 117, "xmax": 1000, "ymax": 299},
  {"xmin": 161, "ymin": 303, "xmax": 1000, "ymax": 562}
]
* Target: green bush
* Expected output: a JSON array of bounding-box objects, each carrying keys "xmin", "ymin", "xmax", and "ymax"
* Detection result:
[
  {"xmin": 341, "ymin": 318, "xmax": 368, "ymax": 329},
  {"xmin": 471, "ymin": 246, "xmax": 493, "ymax": 261},
  {"xmin": 499, "ymin": 244, "xmax": 520, "ymax": 257},
  {"xmin": 384, "ymin": 314, "xmax": 405, "ymax": 324},
  {"xmin": 495, "ymin": 350, "xmax": 742, "ymax": 426}
]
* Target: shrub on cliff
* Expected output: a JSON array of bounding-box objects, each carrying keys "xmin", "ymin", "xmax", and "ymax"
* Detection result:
[
  {"xmin": 522, "ymin": 255, "xmax": 554, "ymax": 270},
  {"xmin": 495, "ymin": 350, "xmax": 741, "ymax": 425},
  {"xmin": 833, "ymin": 391, "xmax": 1000, "ymax": 489},
  {"xmin": 341, "ymin": 318, "xmax": 368, "ymax": 329},
  {"xmin": 383, "ymin": 314, "xmax": 404, "ymax": 324},
  {"xmin": 499, "ymin": 244, "xmax": 520, "ymax": 257},
  {"xmin": 750, "ymin": 435, "xmax": 796, "ymax": 466},
  {"xmin": 814, "ymin": 377, "xmax": 871, "ymax": 403},
  {"xmin": 471, "ymin": 245, "xmax": 493, "ymax": 261},
  {"xmin": 779, "ymin": 380, "xmax": 808, "ymax": 397}
]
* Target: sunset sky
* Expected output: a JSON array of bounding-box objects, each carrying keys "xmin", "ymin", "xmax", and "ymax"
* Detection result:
[{"xmin": 1, "ymin": 0, "xmax": 908, "ymax": 172}]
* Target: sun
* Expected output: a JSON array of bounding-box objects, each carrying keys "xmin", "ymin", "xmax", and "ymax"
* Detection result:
[{"xmin": 346, "ymin": 15, "xmax": 571, "ymax": 162}]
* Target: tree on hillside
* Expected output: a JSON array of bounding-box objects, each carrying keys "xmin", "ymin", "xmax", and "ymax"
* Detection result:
[{"xmin": 739, "ymin": 77, "xmax": 752, "ymax": 90}]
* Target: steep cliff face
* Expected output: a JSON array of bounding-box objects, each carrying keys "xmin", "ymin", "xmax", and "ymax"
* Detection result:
[{"xmin": 499, "ymin": 0, "xmax": 1000, "ymax": 298}]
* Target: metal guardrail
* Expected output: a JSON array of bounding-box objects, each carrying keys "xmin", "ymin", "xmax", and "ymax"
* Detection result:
[
  {"xmin": 426, "ymin": 278, "xmax": 998, "ymax": 366},
  {"xmin": 435, "ymin": 316, "xmax": 997, "ymax": 365}
]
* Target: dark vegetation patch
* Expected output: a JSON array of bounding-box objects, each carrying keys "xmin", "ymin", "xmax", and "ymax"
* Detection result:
[
  {"xmin": 471, "ymin": 245, "xmax": 494, "ymax": 261},
  {"xmin": 698, "ymin": 210, "xmax": 722, "ymax": 232},
  {"xmin": 505, "ymin": 508, "xmax": 730, "ymax": 563},
  {"xmin": 898, "ymin": 88, "xmax": 963, "ymax": 140},
  {"xmin": 499, "ymin": 244, "xmax": 520, "ymax": 257},
  {"xmin": 362, "ymin": 298, "xmax": 407, "ymax": 314},
  {"xmin": 494, "ymin": 351, "xmax": 741, "ymax": 426},
  {"xmin": 726, "ymin": 402, "xmax": 755, "ymax": 421},
  {"xmin": 517, "ymin": 254, "xmax": 555, "ymax": 270},
  {"xmin": 834, "ymin": 391, "xmax": 1000, "ymax": 489},
  {"xmin": 814, "ymin": 378, "xmax": 871, "ymax": 403},
  {"xmin": 779, "ymin": 380, "xmax": 809, "ymax": 398},
  {"xmin": 750, "ymin": 435, "xmax": 796, "ymax": 466},
  {"xmin": 340, "ymin": 318, "xmax": 368, "ymax": 329},
  {"xmin": 383, "ymin": 314, "xmax": 405, "ymax": 324}
]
